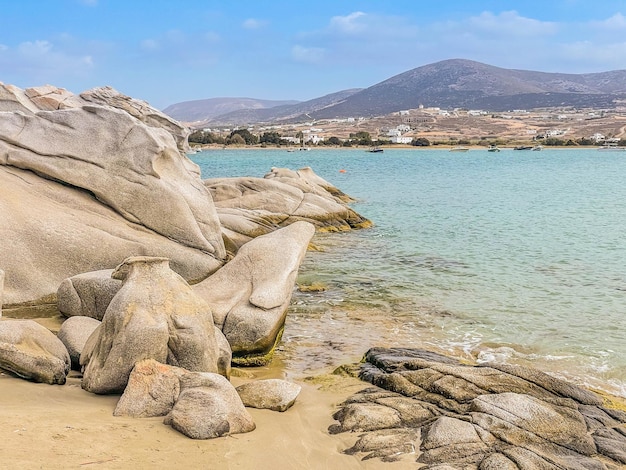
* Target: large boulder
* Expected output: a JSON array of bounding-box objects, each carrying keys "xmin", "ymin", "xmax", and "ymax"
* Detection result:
[
  {"xmin": 0, "ymin": 319, "xmax": 70, "ymax": 384},
  {"xmin": 331, "ymin": 347, "xmax": 626, "ymax": 468},
  {"xmin": 57, "ymin": 270, "xmax": 120, "ymax": 321},
  {"xmin": 114, "ymin": 359, "xmax": 187, "ymax": 418},
  {"xmin": 81, "ymin": 256, "xmax": 222, "ymax": 394},
  {"xmin": 57, "ymin": 316, "xmax": 101, "ymax": 370},
  {"xmin": 193, "ymin": 221, "xmax": 315, "ymax": 365},
  {"xmin": 204, "ymin": 167, "xmax": 371, "ymax": 250},
  {"xmin": 0, "ymin": 83, "xmax": 225, "ymax": 310},
  {"xmin": 235, "ymin": 378, "xmax": 301, "ymax": 412},
  {"xmin": 164, "ymin": 372, "xmax": 255, "ymax": 439}
]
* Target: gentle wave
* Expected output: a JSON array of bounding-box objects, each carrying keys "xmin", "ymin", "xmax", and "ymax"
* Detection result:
[{"xmin": 193, "ymin": 148, "xmax": 626, "ymax": 397}]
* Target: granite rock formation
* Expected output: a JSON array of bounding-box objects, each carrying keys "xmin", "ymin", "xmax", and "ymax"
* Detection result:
[
  {"xmin": 0, "ymin": 319, "xmax": 70, "ymax": 384},
  {"xmin": 331, "ymin": 347, "xmax": 626, "ymax": 468},
  {"xmin": 57, "ymin": 316, "xmax": 101, "ymax": 370},
  {"xmin": 164, "ymin": 371, "xmax": 256, "ymax": 439},
  {"xmin": 0, "ymin": 83, "xmax": 224, "ymax": 310},
  {"xmin": 81, "ymin": 256, "xmax": 223, "ymax": 394},
  {"xmin": 236, "ymin": 378, "xmax": 302, "ymax": 412},
  {"xmin": 205, "ymin": 166, "xmax": 371, "ymax": 250},
  {"xmin": 192, "ymin": 221, "xmax": 315, "ymax": 365}
]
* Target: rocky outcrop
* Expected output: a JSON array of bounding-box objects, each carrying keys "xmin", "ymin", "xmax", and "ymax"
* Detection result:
[
  {"xmin": 236, "ymin": 379, "xmax": 301, "ymax": 412},
  {"xmin": 164, "ymin": 372, "xmax": 255, "ymax": 439},
  {"xmin": 0, "ymin": 319, "xmax": 70, "ymax": 384},
  {"xmin": 81, "ymin": 256, "xmax": 223, "ymax": 394},
  {"xmin": 193, "ymin": 221, "xmax": 315, "ymax": 365},
  {"xmin": 331, "ymin": 347, "xmax": 626, "ymax": 468},
  {"xmin": 205, "ymin": 167, "xmax": 371, "ymax": 250},
  {"xmin": 0, "ymin": 83, "xmax": 225, "ymax": 309},
  {"xmin": 57, "ymin": 316, "xmax": 101, "ymax": 370}
]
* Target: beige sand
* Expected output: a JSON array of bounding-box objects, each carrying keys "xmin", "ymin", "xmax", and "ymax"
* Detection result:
[{"xmin": 0, "ymin": 365, "xmax": 414, "ymax": 469}]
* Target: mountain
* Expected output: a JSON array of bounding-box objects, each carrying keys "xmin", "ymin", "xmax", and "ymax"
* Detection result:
[
  {"xmin": 162, "ymin": 97, "xmax": 300, "ymax": 123},
  {"xmin": 308, "ymin": 59, "xmax": 626, "ymax": 118},
  {"xmin": 163, "ymin": 59, "xmax": 626, "ymax": 125},
  {"xmin": 204, "ymin": 88, "xmax": 363, "ymax": 125}
]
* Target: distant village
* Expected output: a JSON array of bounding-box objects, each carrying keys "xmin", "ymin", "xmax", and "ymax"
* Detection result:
[{"xmin": 188, "ymin": 104, "xmax": 626, "ymax": 148}]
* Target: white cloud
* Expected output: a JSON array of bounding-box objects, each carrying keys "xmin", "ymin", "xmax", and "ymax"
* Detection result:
[
  {"xmin": 591, "ymin": 13, "xmax": 626, "ymax": 30},
  {"xmin": 291, "ymin": 45, "xmax": 325, "ymax": 63},
  {"xmin": 465, "ymin": 11, "xmax": 558, "ymax": 36},
  {"xmin": 329, "ymin": 12, "xmax": 367, "ymax": 34},
  {"xmin": 242, "ymin": 18, "xmax": 266, "ymax": 30},
  {"xmin": 0, "ymin": 39, "xmax": 95, "ymax": 83}
]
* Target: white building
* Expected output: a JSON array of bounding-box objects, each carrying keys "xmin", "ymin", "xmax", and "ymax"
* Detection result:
[{"xmin": 390, "ymin": 136, "xmax": 413, "ymax": 144}]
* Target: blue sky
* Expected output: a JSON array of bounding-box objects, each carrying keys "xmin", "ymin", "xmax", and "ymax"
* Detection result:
[{"xmin": 3, "ymin": 0, "xmax": 626, "ymax": 109}]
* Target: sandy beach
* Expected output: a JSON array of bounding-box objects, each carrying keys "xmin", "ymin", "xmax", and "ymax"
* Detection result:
[{"xmin": 1, "ymin": 364, "xmax": 416, "ymax": 470}]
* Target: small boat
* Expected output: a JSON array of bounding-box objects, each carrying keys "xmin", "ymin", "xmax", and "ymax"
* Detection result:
[
  {"xmin": 487, "ymin": 145, "xmax": 500, "ymax": 152},
  {"xmin": 368, "ymin": 146, "xmax": 383, "ymax": 153},
  {"xmin": 598, "ymin": 143, "xmax": 626, "ymax": 151},
  {"xmin": 299, "ymin": 147, "xmax": 311, "ymax": 151},
  {"xmin": 532, "ymin": 145, "xmax": 543, "ymax": 151},
  {"xmin": 450, "ymin": 146, "xmax": 470, "ymax": 152},
  {"xmin": 514, "ymin": 146, "xmax": 533, "ymax": 150}
]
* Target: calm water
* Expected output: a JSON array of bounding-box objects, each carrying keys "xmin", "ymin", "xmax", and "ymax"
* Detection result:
[{"xmin": 192, "ymin": 148, "xmax": 626, "ymax": 397}]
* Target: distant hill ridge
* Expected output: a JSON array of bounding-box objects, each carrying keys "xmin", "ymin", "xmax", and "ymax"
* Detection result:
[
  {"xmin": 164, "ymin": 59, "xmax": 626, "ymax": 125},
  {"xmin": 162, "ymin": 97, "xmax": 300, "ymax": 123}
]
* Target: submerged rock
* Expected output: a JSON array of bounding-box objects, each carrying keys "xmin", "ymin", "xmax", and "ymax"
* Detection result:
[
  {"xmin": 0, "ymin": 319, "xmax": 70, "ymax": 384},
  {"xmin": 81, "ymin": 256, "xmax": 223, "ymax": 394},
  {"xmin": 331, "ymin": 347, "xmax": 626, "ymax": 468}
]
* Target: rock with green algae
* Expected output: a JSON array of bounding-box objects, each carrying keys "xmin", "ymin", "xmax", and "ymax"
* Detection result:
[
  {"xmin": 330, "ymin": 347, "xmax": 626, "ymax": 468},
  {"xmin": 192, "ymin": 221, "xmax": 315, "ymax": 366}
]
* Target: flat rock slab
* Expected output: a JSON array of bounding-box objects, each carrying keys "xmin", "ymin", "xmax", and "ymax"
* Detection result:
[
  {"xmin": 236, "ymin": 378, "xmax": 301, "ymax": 412},
  {"xmin": 331, "ymin": 347, "xmax": 626, "ymax": 468}
]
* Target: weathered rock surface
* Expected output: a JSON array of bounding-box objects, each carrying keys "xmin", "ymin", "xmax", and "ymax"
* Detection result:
[
  {"xmin": 57, "ymin": 316, "xmax": 101, "ymax": 370},
  {"xmin": 193, "ymin": 221, "xmax": 315, "ymax": 365},
  {"xmin": 236, "ymin": 378, "xmax": 301, "ymax": 412},
  {"xmin": 0, "ymin": 83, "xmax": 225, "ymax": 309},
  {"xmin": 81, "ymin": 256, "xmax": 222, "ymax": 394},
  {"xmin": 0, "ymin": 268, "xmax": 4, "ymax": 317},
  {"xmin": 0, "ymin": 319, "xmax": 70, "ymax": 384},
  {"xmin": 57, "ymin": 270, "xmax": 120, "ymax": 321},
  {"xmin": 204, "ymin": 166, "xmax": 371, "ymax": 250},
  {"xmin": 164, "ymin": 372, "xmax": 255, "ymax": 439},
  {"xmin": 114, "ymin": 359, "xmax": 187, "ymax": 418},
  {"xmin": 331, "ymin": 347, "xmax": 626, "ymax": 468}
]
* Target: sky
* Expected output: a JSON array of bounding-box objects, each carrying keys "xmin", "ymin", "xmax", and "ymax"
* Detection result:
[{"xmin": 3, "ymin": 0, "xmax": 626, "ymax": 109}]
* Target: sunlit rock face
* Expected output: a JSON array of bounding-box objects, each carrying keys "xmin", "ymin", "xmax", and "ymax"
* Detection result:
[{"xmin": 0, "ymin": 83, "xmax": 225, "ymax": 309}]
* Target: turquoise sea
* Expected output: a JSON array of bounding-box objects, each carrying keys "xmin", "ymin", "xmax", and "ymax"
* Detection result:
[{"xmin": 192, "ymin": 148, "xmax": 626, "ymax": 397}]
